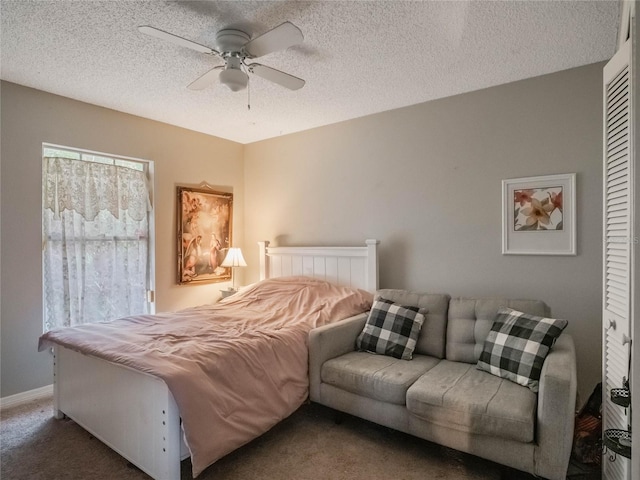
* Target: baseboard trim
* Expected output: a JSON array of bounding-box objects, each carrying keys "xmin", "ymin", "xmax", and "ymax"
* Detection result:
[{"xmin": 0, "ymin": 384, "xmax": 53, "ymax": 410}]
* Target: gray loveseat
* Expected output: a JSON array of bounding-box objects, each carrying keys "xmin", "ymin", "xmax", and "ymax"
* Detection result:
[{"xmin": 308, "ymin": 290, "xmax": 577, "ymax": 480}]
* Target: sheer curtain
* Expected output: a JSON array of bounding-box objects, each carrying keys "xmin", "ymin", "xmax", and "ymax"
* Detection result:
[{"xmin": 42, "ymin": 157, "xmax": 151, "ymax": 331}]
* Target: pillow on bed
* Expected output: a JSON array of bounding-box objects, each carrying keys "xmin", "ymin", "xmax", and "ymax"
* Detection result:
[
  {"xmin": 356, "ymin": 298, "xmax": 425, "ymax": 360},
  {"xmin": 476, "ymin": 307, "xmax": 567, "ymax": 392}
]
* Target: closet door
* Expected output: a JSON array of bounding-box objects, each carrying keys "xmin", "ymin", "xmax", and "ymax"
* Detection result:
[{"xmin": 602, "ymin": 38, "xmax": 633, "ymax": 480}]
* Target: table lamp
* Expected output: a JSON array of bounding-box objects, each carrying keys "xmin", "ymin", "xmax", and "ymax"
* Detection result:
[{"xmin": 220, "ymin": 247, "xmax": 247, "ymax": 292}]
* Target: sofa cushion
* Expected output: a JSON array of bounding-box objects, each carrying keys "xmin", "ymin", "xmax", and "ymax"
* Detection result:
[
  {"xmin": 406, "ymin": 359, "xmax": 536, "ymax": 443},
  {"xmin": 356, "ymin": 297, "xmax": 425, "ymax": 360},
  {"xmin": 477, "ymin": 307, "xmax": 567, "ymax": 392},
  {"xmin": 321, "ymin": 352, "xmax": 440, "ymax": 405},
  {"xmin": 376, "ymin": 290, "xmax": 450, "ymax": 358},
  {"xmin": 446, "ymin": 297, "xmax": 551, "ymax": 364}
]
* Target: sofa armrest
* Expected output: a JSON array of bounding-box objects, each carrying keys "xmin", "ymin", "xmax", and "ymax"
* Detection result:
[
  {"xmin": 308, "ymin": 312, "xmax": 368, "ymax": 401},
  {"xmin": 534, "ymin": 333, "xmax": 577, "ymax": 480}
]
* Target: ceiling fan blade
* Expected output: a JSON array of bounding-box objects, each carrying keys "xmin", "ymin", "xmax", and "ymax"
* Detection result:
[
  {"xmin": 248, "ymin": 63, "xmax": 305, "ymax": 91},
  {"xmin": 188, "ymin": 66, "xmax": 224, "ymax": 90},
  {"xmin": 138, "ymin": 26, "xmax": 218, "ymax": 55},
  {"xmin": 242, "ymin": 21, "xmax": 303, "ymax": 58}
]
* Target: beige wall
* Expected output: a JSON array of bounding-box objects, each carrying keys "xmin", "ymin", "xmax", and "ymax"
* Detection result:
[
  {"xmin": 1, "ymin": 62, "xmax": 604, "ymax": 402},
  {"xmin": 244, "ymin": 63, "xmax": 604, "ymax": 402},
  {"xmin": 0, "ymin": 81, "xmax": 244, "ymax": 397}
]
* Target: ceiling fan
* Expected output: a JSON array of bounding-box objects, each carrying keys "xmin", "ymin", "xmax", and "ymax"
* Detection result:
[{"xmin": 138, "ymin": 22, "xmax": 305, "ymax": 93}]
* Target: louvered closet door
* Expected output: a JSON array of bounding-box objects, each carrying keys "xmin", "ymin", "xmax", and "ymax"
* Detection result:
[{"xmin": 602, "ymin": 38, "xmax": 632, "ymax": 480}]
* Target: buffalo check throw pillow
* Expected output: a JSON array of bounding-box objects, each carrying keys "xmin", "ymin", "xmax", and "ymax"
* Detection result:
[
  {"xmin": 477, "ymin": 307, "xmax": 567, "ymax": 392},
  {"xmin": 356, "ymin": 297, "xmax": 425, "ymax": 360}
]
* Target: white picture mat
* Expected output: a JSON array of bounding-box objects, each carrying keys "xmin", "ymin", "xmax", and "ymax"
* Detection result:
[{"xmin": 502, "ymin": 173, "xmax": 576, "ymax": 255}]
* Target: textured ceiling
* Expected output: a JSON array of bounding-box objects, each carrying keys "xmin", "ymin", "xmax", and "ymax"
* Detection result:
[{"xmin": 1, "ymin": 1, "xmax": 619, "ymax": 144}]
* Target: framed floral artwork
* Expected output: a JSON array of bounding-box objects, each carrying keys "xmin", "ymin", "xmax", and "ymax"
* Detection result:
[
  {"xmin": 177, "ymin": 185, "xmax": 233, "ymax": 284},
  {"xmin": 502, "ymin": 173, "xmax": 576, "ymax": 255}
]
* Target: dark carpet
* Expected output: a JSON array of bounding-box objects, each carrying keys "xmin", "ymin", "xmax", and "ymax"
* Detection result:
[{"xmin": 1, "ymin": 396, "xmax": 599, "ymax": 480}]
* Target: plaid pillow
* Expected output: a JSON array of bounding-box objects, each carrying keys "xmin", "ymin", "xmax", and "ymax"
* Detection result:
[
  {"xmin": 477, "ymin": 307, "xmax": 567, "ymax": 392},
  {"xmin": 356, "ymin": 298, "xmax": 425, "ymax": 360}
]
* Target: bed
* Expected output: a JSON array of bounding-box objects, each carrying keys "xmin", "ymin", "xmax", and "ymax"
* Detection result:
[{"xmin": 39, "ymin": 239, "xmax": 379, "ymax": 479}]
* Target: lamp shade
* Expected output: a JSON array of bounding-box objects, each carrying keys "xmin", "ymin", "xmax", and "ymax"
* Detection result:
[{"xmin": 221, "ymin": 248, "xmax": 247, "ymax": 268}]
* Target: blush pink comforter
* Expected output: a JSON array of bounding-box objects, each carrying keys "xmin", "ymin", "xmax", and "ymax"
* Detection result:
[{"xmin": 38, "ymin": 276, "xmax": 372, "ymax": 477}]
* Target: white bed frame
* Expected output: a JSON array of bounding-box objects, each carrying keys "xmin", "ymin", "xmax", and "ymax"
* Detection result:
[
  {"xmin": 52, "ymin": 240, "xmax": 379, "ymax": 480},
  {"xmin": 258, "ymin": 239, "xmax": 379, "ymax": 293}
]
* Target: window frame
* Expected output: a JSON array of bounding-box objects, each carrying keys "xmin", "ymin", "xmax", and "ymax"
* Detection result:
[{"xmin": 41, "ymin": 143, "xmax": 156, "ymax": 328}]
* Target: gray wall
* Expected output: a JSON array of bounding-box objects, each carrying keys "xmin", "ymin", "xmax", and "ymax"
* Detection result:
[
  {"xmin": 0, "ymin": 81, "xmax": 244, "ymax": 397},
  {"xmin": 1, "ymin": 62, "xmax": 605, "ymax": 403},
  {"xmin": 244, "ymin": 63, "xmax": 604, "ymax": 402}
]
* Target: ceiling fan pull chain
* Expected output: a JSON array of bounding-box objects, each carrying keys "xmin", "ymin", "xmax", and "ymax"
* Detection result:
[{"xmin": 247, "ymin": 76, "xmax": 251, "ymax": 111}]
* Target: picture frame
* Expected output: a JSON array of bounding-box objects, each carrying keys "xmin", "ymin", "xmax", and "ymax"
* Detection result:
[
  {"xmin": 502, "ymin": 173, "xmax": 576, "ymax": 255},
  {"xmin": 177, "ymin": 185, "xmax": 233, "ymax": 284}
]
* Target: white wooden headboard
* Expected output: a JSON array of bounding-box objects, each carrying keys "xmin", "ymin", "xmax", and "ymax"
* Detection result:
[{"xmin": 258, "ymin": 240, "xmax": 379, "ymax": 293}]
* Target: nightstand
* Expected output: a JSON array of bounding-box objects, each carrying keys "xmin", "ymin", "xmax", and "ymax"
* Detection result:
[{"xmin": 220, "ymin": 289, "xmax": 236, "ymax": 299}]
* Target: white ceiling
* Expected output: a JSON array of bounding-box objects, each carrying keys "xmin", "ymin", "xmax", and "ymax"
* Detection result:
[{"xmin": 1, "ymin": 1, "xmax": 620, "ymax": 144}]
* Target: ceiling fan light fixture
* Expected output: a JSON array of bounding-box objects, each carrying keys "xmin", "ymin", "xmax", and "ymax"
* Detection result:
[
  {"xmin": 219, "ymin": 67, "xmax": 248, "ymax": 92},
  {"xmin": 139, "ymin": 22, "xmax": 305, "ymax": 93}
]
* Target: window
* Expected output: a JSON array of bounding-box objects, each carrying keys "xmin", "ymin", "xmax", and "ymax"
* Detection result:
[{"xmin": 42, "ymin": 144, "xmax": 154, "ymax": 331}]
